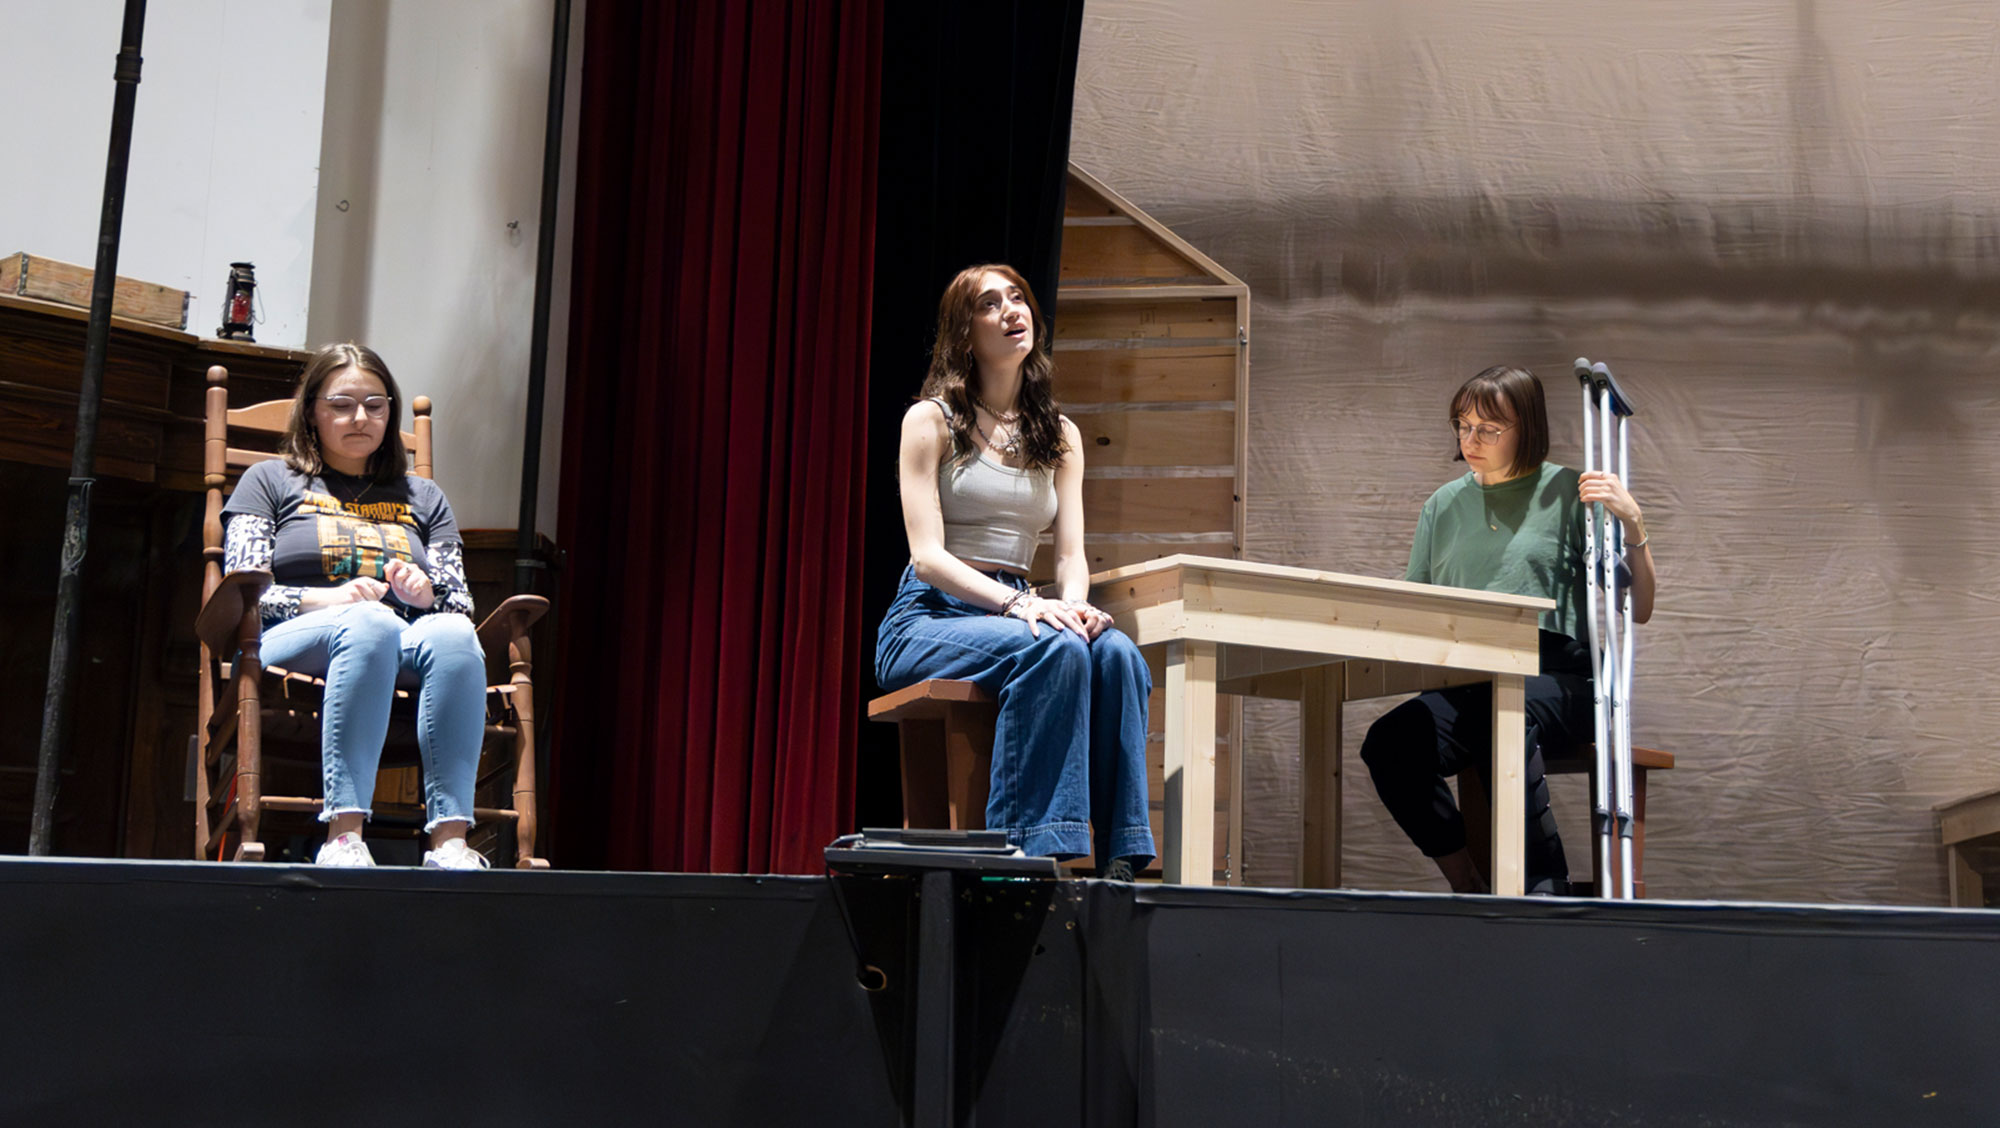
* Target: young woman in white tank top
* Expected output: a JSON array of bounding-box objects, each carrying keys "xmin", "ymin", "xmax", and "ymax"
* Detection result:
[{"xmin": 873, "ymin": 264, "xmax": 1155, "ymax": 876}]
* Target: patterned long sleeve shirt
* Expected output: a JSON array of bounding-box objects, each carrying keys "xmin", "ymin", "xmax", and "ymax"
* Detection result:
[{"xmin": 220, "ymin": 459, "xmax": 475, "ymax": 628}]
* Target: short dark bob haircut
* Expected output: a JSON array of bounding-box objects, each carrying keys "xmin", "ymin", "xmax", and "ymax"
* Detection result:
[{"xmin": 1449, "ymin": 364, "xmax": 1549, "ymax": 472}]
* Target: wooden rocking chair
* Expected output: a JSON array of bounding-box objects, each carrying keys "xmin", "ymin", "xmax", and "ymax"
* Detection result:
[{"xmin": 192, "ymin": 364, "xmax": 550, "ymax": 867}]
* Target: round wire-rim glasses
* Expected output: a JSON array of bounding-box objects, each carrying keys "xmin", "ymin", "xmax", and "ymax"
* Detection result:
[{"xmin": 1453, "ymin": 420, "xmax": 1514, "ymax": 445}]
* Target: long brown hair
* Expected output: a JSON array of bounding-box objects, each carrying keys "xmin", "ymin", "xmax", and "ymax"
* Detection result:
[
  {"xmin": 1450, "ymin": 364, "xmax": 1550, "ymax": 472},
  {"xmin": 919, "ymin": 264, "xmax": 1066, "ymax": 470},
  {"xmin": 280, "ymin": 342, "xmax": 409, "ymax": 484}
]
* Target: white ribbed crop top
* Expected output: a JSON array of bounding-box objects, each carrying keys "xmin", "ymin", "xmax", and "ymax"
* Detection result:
[{"xmin": 928, "ymin": 397, "xmax": 1058, "ymax": 574}]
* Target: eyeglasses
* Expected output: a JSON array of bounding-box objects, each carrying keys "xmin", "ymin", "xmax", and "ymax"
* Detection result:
[
  {"xmin": 318, "ymin": 395, "xmax": 392, "ymax": 419},
  {"xmin": 1453, "ymin": 420, "xmax": 1514, "ymax": 445}
]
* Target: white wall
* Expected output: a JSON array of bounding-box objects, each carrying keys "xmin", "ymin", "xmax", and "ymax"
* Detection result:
[
  {"xmin": 308, "ymin": 0, "xmax": 579, "ymax": 534},
  {"xmin": 0, "ymin": 0, "xmax": 330, "ymax": 345}
]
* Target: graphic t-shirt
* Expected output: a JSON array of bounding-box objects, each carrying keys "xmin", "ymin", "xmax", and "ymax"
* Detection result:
[{"xmin": 221, "ymin": 459, "xmax": 472, "ymax": 625}]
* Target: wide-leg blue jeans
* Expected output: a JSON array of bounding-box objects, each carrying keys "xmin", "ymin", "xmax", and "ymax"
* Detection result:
[
  {"xmin": 258, "ymin": 601, "xmax": 487, "ymax": 832},
  {"xmin": 875, "ymin": 565, "xmax": 1156, "ymax": 864}
]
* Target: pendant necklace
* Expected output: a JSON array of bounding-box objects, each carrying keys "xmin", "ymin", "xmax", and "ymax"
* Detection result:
[
  {"xmin": 330, "ymin": 471, "xmax": 375, "ymax": 509},
  {"xmin": 973, "ymin": 397, "xmax": 1021, "ymax": 457},
  {"xmin": 974, "ymin": 417, "xmax": 1020, "ymax": 458}
]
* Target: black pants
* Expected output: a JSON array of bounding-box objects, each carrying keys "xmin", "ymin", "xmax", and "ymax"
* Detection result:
[{"xmin": 1359, "ymin": 630, "xmax": 1594, "ymax": 891}]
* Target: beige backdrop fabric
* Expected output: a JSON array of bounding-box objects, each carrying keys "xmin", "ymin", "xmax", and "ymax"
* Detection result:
[{"xmin": 1069, "ymin": 0, "xmax": 2000, "ymax": 904}]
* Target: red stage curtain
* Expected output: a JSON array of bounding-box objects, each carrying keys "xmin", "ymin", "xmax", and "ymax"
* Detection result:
[{"xmin": 552, "ymin": 0, "xmax": 882, "ymax": 874}]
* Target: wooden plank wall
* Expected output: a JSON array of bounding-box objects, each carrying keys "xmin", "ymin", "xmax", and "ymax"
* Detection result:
[{"xmin": 1048, "ymin": 169, "xmax": 1249, "ymax": 881}]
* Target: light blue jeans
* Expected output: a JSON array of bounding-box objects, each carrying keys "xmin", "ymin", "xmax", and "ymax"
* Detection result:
[
  {"xmin": 875, "ymin": 565, "xmax": 1156, "ymax": 865},
  {"xmin": 258, "ymin": 601, "xmax": 486, "ymax": 832}
]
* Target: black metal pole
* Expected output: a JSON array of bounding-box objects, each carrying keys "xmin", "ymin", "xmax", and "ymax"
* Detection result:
[
  {"xmin": 31, "ymin": 0, "xmax": 148, "ymax": 856},
  {"xmin": 515, "ymin": 0, "xmax": 572, "ymax": 594}
]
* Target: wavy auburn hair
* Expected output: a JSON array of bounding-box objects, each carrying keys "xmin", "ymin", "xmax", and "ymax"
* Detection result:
[
  {"xmin": 919, "ymin": 264, "xmax": 1066, "ymax": 470},
  {"xmin": 279, "ymin": 342, "xmax": 409, "ymax": 484}
]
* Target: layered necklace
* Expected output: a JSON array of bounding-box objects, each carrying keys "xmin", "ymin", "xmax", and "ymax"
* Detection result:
[{"xmin": 972, "ymin": 396, "xmax": 1022, "ymax": 458}]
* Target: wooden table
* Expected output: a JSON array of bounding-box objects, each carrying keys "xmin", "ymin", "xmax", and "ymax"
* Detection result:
[
  {"xmin": 1090, "ymin": 555, "xmax": 1551, "ymax": 894},
  {"xmin": 1937, "ymin": 787, "xmax": 2000, "ymax": 907}
]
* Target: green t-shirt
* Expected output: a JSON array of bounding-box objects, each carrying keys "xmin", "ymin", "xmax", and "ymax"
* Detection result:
[{"xmin": 1404, "ymin": 462, "xmax": 1588, "ymax": 643}]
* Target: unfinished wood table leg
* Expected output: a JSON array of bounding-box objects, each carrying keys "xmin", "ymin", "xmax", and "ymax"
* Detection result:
[
  {"xmin": 1226, "ymin": 696, "xmax": 1244, "ymax": 887},
  {"xmin": 1163, "ymin": 639, "xmax": 1219, "ymax": 886},
  {"xmin": 1948, "ymin": 845, "xmax": 1985, "ymax": 908},
  {"xmin": 1490, "ymin": 673, "xmax": 1526, "ymax": 897},
  {"xmin": 1299, "ymin": 664, "xmax": 1343, "ymax": 888}
]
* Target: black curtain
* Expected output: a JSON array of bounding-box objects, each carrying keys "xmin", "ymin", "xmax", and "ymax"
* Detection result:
[{"xmin": 854, "ymin": 2, "xmax": 1087, "ymax": 830}]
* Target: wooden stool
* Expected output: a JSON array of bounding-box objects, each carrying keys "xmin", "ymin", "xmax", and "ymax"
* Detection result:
[
  {"xmin": 868, "ymin": 679, "xmax": 996, "ymax": 830},
  {"xmin": 1937, "ymin": 787, "xmax": 2000, "ymax": 907},
  {"xmin": 1462, "ymin": 744, "xmax": 1675, "ymax": 897}
]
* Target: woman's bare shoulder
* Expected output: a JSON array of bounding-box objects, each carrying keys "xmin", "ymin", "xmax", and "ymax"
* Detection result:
[
  {"xmin": 900, "ymin": 399, "xmax": 951, "ymax": 459},
  {"xmin": 903, "ymin": 397, "xmax": 950, "ymax": 434}
]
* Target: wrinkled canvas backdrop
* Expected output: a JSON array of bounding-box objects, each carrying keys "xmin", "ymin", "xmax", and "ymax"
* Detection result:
[{"xmin": 1071, "ymin": 0, "xmax": 2000, "ymax": 904}]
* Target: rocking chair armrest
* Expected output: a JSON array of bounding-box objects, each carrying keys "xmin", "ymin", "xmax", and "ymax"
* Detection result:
[
  {"xmin": 196, "ymin": 569, "xmax": 273, "ymax": 657},
  {"xmin": 475, "ymin": 594, "xmax": 550, "ymax": 659}
]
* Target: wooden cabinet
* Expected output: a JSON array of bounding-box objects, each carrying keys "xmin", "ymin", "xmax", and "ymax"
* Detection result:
[{"xmin": 0, "ymin": 294, "xmax": 308, "ymax": 857}]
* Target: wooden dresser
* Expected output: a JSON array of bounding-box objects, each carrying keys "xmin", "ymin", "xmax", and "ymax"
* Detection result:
[{"xmin": 0, "ymin": 294, "xmax": 307, "ymax": 857}]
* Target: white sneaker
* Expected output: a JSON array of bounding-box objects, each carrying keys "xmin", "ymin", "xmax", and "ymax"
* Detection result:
[
  {"xmin": 423, "ymin": 839, "xmax": 491, "ymax": 870},
  {"xmin": 315, "ymin": 832, "xmax": 375, "ymax": 867}
]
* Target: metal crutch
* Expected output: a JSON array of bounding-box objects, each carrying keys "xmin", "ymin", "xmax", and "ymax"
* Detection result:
[
  {"xmin": 1604, "ymin": 362, "xmax": 1638, "ymax": 899},
  {"xmin": 1575, "ymin": 360, "xmax": 1613, "ymax": 897},
  {"xmin": 1574, "ymin": 358, "xmax": 1638, "ymax": 898}
]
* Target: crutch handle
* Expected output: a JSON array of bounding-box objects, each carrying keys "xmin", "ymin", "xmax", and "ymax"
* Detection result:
[
  {"xmin": 1593, "ymin": 361, "xmax": 1638, "ymax": 417},
  {"xmin": 1574, "ymin": 358, "xmax": 1594, "ymax": 386}
]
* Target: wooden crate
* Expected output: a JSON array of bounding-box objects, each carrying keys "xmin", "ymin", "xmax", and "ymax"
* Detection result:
[{"xmin": 0, "ymin": 251, "xmax": 189, "ymax": 330}]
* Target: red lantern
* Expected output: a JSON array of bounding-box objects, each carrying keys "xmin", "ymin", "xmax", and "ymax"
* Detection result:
[{"xmin": 218, "ymin": 261, "xmax": 256, "ymax": 341}]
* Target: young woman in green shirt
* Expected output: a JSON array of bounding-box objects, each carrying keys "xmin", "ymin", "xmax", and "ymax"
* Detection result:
[{"xmin": 1361, "ymin": 365, "xmax": 1657, "ymax": 894}]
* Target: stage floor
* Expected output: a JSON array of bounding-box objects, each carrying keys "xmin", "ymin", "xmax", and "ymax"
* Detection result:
[{"xmin": 0, "ymin": 857, "xmax": 1994, "ymax": 1126}]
